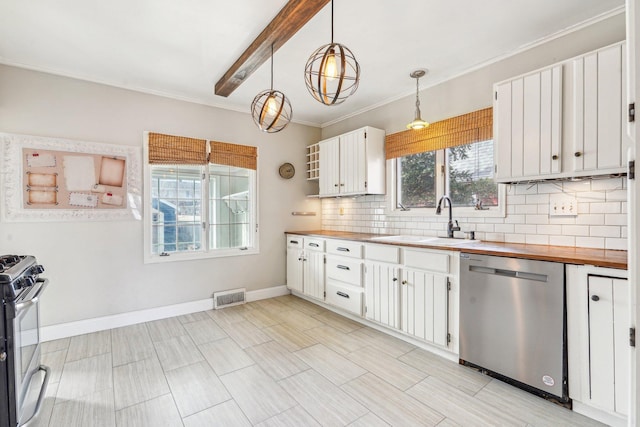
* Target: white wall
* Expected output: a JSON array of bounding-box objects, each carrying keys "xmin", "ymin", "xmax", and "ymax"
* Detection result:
[
  {"xmin": 0, "ymin": 65, "xmax": 321, "ymax": 326},
  {"xmin": 319, "ymin": 13, "xmax": 628, "ymax": 251}
]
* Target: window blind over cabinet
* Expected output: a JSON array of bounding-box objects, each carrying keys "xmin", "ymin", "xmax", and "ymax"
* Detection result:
[
  {"xmin": 385, "ymin": 107, "xmax": 493, "ymax": 160},
  {"xmin": 148, "ymin": 132, "xmax": 208, "ymax": 165},
  {"xmin": 209, "ymin": 141, "xmax": 257, "ymax": 170}
]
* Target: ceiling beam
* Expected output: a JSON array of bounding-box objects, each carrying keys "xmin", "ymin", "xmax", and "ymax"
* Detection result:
[{"xmin": 214, "ymin": 0, "xmax": 330, "ymax": 97}]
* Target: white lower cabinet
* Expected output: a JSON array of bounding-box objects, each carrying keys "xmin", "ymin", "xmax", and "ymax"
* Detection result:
[
  {"xmin": 364, "ymin": 260, "xmax": 400, "ymax": 329},
  {"xmin": 324, "ymin": 240, "xmax": 364, "ymax": 316},
  {"xmin": 567, "ymin": 264, "xmax": 629, "ymax": 425},
  {"xmin": 401, "ymin": 268, "xmax": 449, "ymax": 347},
  {"xmin": 363, "ymin": 244, "xmax": 457, "ymax": 350},
  {"xmin": 286, "ymin": 235, "xmax": 325, "ymax": 301}
]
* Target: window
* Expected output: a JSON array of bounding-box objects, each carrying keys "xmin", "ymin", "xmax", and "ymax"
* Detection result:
[
  {"xmin": 396, "ymin": 140, "xmax": 498, "ymax": 210},
  {"xmin": 387, "ymin": 107, "xmax": 504, "ymax": 215},
  {"xmin": 144, "ymin": 133, "xmax": 257, "ymax": 262}
]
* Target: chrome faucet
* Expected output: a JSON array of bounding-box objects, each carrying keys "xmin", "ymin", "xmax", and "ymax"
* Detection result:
[{"xmin": 435, "ymin": 195, "xmax": 460, "ymax": 238}]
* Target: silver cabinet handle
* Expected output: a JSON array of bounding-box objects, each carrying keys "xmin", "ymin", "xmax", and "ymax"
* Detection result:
[
  {"xmin": 336, "ymin": 291, "xmax": 350, "ymax": 298},
  {"xmin": 309, "ymin": 243, "xmax": 320, "ymax": 248},
  {"xmin": 337, "ymin": 265, "xmax": 350, "ymax": 270},
  {"xmin": 337, "ymin": 247, "xmax": 350, "ymax": 252},
  {"xmin": 290, "ymin": 240, "xmax": 299, "ymax": 244}
]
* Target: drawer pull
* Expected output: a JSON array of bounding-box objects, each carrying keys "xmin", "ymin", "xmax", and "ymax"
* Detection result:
[
  {"xmin": 309, "ymin": 243, "xmax": 320, "ymax": 248},
  {"xmin": 591, "ymin": 295, "xmax": 600, "ymax": 302},
  {"xmin": 289, "ymin": 240, "xmax": 299, "ymax": 244},
  {"xmin": 337, "ymin": 247, "xmax": 350, "ymax": 252},
  {"xmin": 574, "ymin": 151, "xmax": 582, "ymax": 157},
  {"xmin": 392, "ymin": 278, "xmax": 398, "ymax": 282},
  {"xmin": 337, "ymin": 265, "xmax": 350, "ymax": 270},
  {"xmin": 336, "ymin": 291, "xmax": 350, "ymax": 299}
]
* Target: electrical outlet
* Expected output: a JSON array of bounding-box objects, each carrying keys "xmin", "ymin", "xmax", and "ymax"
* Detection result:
[
  {"xmin": 549, "ymin": 194, "xmax": 577, "ymax": 217},
  {"xmin": 339, "ymin": 207, "xmax": 345, "ymax": 215}
]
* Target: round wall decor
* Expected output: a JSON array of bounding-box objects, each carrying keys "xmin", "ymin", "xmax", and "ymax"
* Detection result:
[{"xmin": 278, "ymin": 162, "xmax": 295, "ymax": 179}]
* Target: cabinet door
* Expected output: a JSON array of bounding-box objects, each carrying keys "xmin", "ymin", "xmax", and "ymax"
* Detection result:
[
  {"xmin": 495, "ymin": 65, "xmax": 562, "ymax": 181},
  {"xmin": 303, "ymin": 250, "xmax": 325, "ymax": 300},
  {"xmin": 588, "ymin": 276, "xmax": 629, "ymax": 415},
  {"xmin": 572, "ymin": 43, "xmax": 626, "ymax": 172},
  {"xmin": 286, "ymin": 249, "xmax": 303, "ymax": 293},
  {"xmin": 364, "ymin": 261, "xmax": 400, "ymax": 329},
  {"xmin": 401, "ymin": 269, "xmax": 449, "ymax": 347},
  {"xmin": 339, "ymin": 129, "xmax": 367, "ymax": 195},
  {"xmin": 319, "ymin": 137, "xmax": 340, "ymax": 196}
]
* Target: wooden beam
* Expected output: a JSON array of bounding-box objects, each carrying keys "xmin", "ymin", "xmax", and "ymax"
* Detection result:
[{"xmin": 214, "ymin": 0, "xmax": 330, "ymax": 97}]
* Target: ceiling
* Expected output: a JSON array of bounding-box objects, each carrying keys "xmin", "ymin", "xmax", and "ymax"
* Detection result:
[{"xmin": 0, "ymin": 0, "xmax": 625, "ymax": 128}]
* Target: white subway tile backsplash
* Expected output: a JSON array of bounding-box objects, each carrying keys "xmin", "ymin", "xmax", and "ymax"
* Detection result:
[
  {"xmin": 561, "ymin": 225, "xmax": 590, "ymax": 236},
  {"xmin": 605, "ymin": 238, "xmax": 627, "ymax": 251},
  {"xmin": 575, "ymin": 214, "xmax": 605, "ymax": 225},
  {"xmin": 526, "ymin": 234, "xmax": 549, "ymax": 245},
  {"xmin": 525, "ymin": 214, "xmax": 549, "ymax": 225},
  {"xmin": 604, "ymin": 214, "xmax": 627, "ymax": 226},
  {"xmin": 589, "ymin": 226, "xmax": 620, "ymax": 238},
  {"xmin": 320, "ymin": 177, "xmax": 627, "ymax": 250},
  {"xmin": 589, "ymin": 202, "xmax": 621, "ymax": 214},
  {"xmin": 537, "ymin": 225, "xmax": 563, "ymax": 235},
  {"xmin": 549, "ymin": 235, "xmax": 576, "ymax": 247},
  {"xmin": 575, "ymin": 236, "xmax": 606, "ymax": 249}
]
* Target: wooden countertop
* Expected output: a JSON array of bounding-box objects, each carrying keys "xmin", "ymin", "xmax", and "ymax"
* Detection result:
[{"xmin": 285, "ymin": 230, "xmax": 628, "ymax": 270}]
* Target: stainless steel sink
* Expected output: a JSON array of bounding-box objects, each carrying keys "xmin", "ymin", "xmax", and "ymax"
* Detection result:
[{"xmin": 370, "ymin": 235, "xmax": 480, "ymax": 246}]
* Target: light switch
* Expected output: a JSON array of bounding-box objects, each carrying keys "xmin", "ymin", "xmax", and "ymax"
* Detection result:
[{"xmin": 549, "ymin": 194, "xmax": 577, "ymax": 217}]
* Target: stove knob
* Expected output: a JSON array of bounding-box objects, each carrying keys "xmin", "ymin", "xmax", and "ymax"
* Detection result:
[
  {"xmin": 24, "ymin": 276, "xmax": 35, "ymax": 287},
  {"xmin": 31, "ymin": 265, "xmax": 45, "ymax": 275}
]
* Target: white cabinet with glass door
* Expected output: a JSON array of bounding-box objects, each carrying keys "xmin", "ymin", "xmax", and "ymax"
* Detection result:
[{"xmin": 318, "ymin": 126, "xmax": 385, "ymax": 197}]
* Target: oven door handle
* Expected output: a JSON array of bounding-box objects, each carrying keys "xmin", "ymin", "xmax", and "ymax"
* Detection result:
[
  {"xmin": 15, "ymin": 278, "xmax": 48, "ymax": 313},
  {"xmin": 19, "ymin": 364, "xmax": 50, "ymax": 427}
]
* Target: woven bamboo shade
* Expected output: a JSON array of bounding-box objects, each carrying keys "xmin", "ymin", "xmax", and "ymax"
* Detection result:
[
  {"xmin": 385, "ymin": 107, "xmax": 493, "ymax": 160},
  {"xmin": 209, "ymin": 141, "xmax": 257, "ymax": 170},
  {"xmin": 148, "ymin": 133, "xmax": 208, "ymax": 165}
]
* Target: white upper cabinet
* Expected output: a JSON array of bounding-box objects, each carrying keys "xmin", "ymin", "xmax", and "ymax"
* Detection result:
[
  {"xmin": 571, "ymin": 43, "xmax": 628, "ymax": 173},
  {"xmin": 318, "ymin": 126, "xmax": 385, "ymax": 197},
  {"xmin": 495, "ymin": 64, "xmax": 563, "ymax": 181},
  {"xmin": 495, "ymin": 42, "xmax": 628, "ymax": 183}
]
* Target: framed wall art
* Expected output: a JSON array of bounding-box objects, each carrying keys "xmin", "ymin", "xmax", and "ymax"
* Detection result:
[{"xmin": 1, "ymin": 132, "xmax": 142, "ymax": 221}]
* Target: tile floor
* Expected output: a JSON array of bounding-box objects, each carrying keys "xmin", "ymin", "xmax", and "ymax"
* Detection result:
[{"xmin": 31, "ymin": 295, "xmax": 604, "ymax": 427}]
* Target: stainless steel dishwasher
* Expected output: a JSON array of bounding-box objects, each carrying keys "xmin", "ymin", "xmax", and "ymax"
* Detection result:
[{"xmin": 459, "ymin": 253, "xmax": 568, "ymax": 403}]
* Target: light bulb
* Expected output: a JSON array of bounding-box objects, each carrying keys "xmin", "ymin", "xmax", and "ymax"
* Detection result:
[
  {"xmin": 266, "ymin": 95, "xmax": 279, "ymax": 116},
  {"xmin": 324, "ymin": 48, "xmax": 338, "ymax": 81}
]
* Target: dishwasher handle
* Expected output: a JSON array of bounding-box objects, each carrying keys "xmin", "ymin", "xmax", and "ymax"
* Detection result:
[{"xmin": 468, "ymin": 265, "xmax": 548, "ymax": 282}]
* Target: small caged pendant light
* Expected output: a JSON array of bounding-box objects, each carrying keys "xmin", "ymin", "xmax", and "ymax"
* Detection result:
[
  {"xmin": 251, "ymin": 44, "xmax": 292, "ymax": 133},
  {"xmin": 406, "ymin": 69, "xmax": 429, "ymax": 130},
  {"xmin": 304, "ymin": 0, "xmax": 360, "ymax": 105}
]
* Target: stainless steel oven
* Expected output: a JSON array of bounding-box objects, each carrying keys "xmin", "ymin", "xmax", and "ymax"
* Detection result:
[{"xmin": 1, "ymin": 255, "xmax": 50, "ymax": 427}]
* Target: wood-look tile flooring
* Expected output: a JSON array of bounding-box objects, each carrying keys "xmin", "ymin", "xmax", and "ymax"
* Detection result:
[{"xmin": 32, "ymin": 295, "xmax": 604, "ymax": 427}]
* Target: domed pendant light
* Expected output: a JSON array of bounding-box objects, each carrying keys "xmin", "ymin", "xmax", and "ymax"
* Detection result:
[
  {"xmin": 251, "ymin": 44, "xmax": 292, "ymax": 133},
  {"xmin": 407, "ymin": 69, "xmax": 429, "ymax": 130},
  {"xmin": 304, "ymin": 0, "xmax": 360, "ymax": 105}
]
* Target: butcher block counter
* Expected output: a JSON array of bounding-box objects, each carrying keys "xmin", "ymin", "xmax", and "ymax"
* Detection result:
[{"xmin": 285, "ymin": 230, "xmax": 627, "ymax": 270}]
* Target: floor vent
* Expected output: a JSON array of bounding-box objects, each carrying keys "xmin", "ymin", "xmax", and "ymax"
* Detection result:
[{"xmin": 213, "ymin": 288, "xmax": 246, "ymax": 309}]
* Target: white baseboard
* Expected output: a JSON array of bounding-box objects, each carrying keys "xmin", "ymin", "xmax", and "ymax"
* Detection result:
[
  {"xmin": 572, "ymin": 401, "xmax": 627, "ymax": 427},
  {"xmin": 41, "ymin": 285, "xmax": 290, "ymax": 342}
]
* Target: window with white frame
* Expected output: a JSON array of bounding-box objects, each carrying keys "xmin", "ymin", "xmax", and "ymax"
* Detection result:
[
  {"xmin": 144, "ymin": 133, "xmax": 257, "ymax": 262},
  {"xmin": 389, "ymin": 108, "xmax": 503, "ymax": 214}
]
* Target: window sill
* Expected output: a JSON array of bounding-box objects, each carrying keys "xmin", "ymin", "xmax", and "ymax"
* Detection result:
[
  {"xmin": 144, "ymin": 247, "xmax": 259, "ymax": 264},
  {"xmin": 384, "ymin": 206, "xmax": 506, "ymax": 218}
]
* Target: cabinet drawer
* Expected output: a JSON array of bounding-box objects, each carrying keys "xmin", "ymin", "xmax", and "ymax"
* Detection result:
[
  {"xmin": 326, "ymin": 240, "xmax": 362, "ymax": 258},
  {"xmin": 326, "ymin": 281, "xmax": 363, "ymax": 316},
  {"xmin": 286, "ymin": 235, "xmax": 303, "ymax": 249},
  {"xmin": 326, "ymin": 256, "xmax": 362, "ymax": 285},
  {"xmin": 403, "ymin": 249, "xmax": 449, "ymax": 274},
  {"xmin": 365, "ymin": 244, "xmax": 400, "ymax": 263},
  {"xmin": 304, "ymin": 237, "xmax": 325, "ymax": 252}
]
